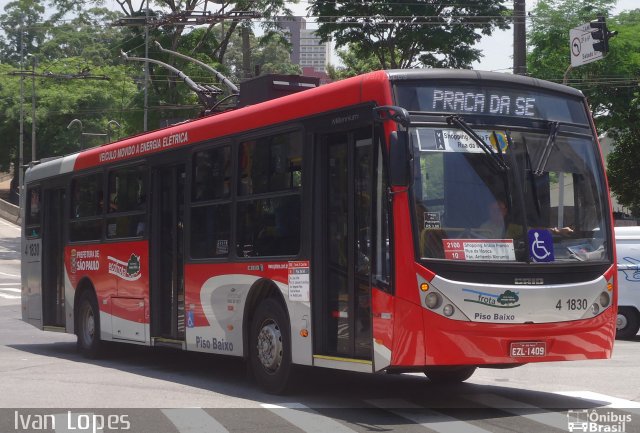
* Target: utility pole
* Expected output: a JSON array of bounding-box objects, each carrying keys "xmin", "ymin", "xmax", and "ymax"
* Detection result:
[
  {"xmin": 31, "ymin": 56, "xmax": 36, "ymax": 162},
  {"xmin": 18, "ymin": 19, "xmax": 24, "ymax": 196},
  {"xmin": 242, "ymin": 26, "xmax": 251, "ymax": 79},
  {"xmin": 513, "ymin": 0, "xmax": 527, "ymax": 75}
]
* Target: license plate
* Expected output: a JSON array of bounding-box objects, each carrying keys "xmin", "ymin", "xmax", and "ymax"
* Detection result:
[{"xmin": 510, "ymin": 341, "xmax": 546, "ymax": 357}]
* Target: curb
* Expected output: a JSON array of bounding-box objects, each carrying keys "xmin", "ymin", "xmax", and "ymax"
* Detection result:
[{"xmin": 0, "ymin": 198, "xmax": 20, "ymax": 225}]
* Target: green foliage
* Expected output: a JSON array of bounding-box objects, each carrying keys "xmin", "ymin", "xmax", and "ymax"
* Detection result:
[
  {"xmin": 0, "ymin": 59, "xmax": 138, "ymax": 169},
  {"xmin": 212, "ymin": 26, "xmax": 300, "ymax": 81},
  {"xmin": 0, "ymin": 0, "xmax": 301, "ymax": 190},
  {"xmin": 310, "ymin": 0, "xmax": 510, "ymax": 69},
  {"xmin": 328, "ymin": 44, "xmax": 383, "ymax": 80},
  {"xmin": 607, "ymin": 125, "xmax": 640, "ymax": 216},
  {"xmin": 527, "ymin": 0, "xmax": 640, "ymax": 215},
  {"xmin": 0, "ymin": 0, "xmax": 46, "ymax": 64}
]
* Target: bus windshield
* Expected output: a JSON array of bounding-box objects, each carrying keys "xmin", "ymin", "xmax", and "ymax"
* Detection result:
[{"xmin": 396, "ymin": 83, "xmax": 610, "ymax": 264}]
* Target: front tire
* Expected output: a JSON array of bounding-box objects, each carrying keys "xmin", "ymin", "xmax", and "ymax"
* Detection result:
[
  {"xmin": 616, "ymin": 307, "xmax": 640, "ymax": 340},
  {"xmin": 250, "ymin": 298, "xmax": 292, "ymax": 394},
  {"xmin": 424, "ymin": 366, "xmax": 476, "ymax": 384},
  {"xmin": 76, "ymin": 291, "xmax": 103, "ymax": 358}
]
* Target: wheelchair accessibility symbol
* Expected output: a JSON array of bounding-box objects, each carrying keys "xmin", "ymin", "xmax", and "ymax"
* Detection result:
[
  {"xmin": 187, "ymin": 310, "xmax": 195, "ymax": 328},
  {"xmin": 528, "ymin": 229, "xmax": 554, "ymax": 262}
]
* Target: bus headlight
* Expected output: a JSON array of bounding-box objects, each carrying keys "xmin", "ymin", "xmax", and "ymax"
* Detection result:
[
  {"xmin": 599, "ymin": 291, "xmax": 610, "ymax": 307},
  {"xmin": 443, "ymin": 304, "xmax": 455, "ymax": 317},
  {"xmin": 591, "ymin": 303, "xmax": 600, "ymax": 315},
  {"xmin": 425, "ymin": 292, "xmax": 442, "ymax": 309}
]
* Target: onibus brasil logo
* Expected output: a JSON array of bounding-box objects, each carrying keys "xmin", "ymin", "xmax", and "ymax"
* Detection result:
[
  {"xmin": 107, "ymin": 253, "xmax": 141, "ymax": 281},
  {"xmin": 462, "ymin": 288, "xmax": 520, "ymax": 308}
]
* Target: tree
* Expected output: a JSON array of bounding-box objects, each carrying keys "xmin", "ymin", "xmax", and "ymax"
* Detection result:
[
  {"xmin": 0, "ymin": 0, "xmax": 46, "ymax": 64},
  {"xmin": 310, "ymin": 0, "xmax": 510, "ymax": 69},
  {"xmin": 0, "ymin": 0, "xmax": 301, "ymax": 196},
  {"xmin": 327, "ymin": 43, "xmax": 385, "ymax": 80},
  {"xmin": 527, "ymin": 0, "xmax": 640, "ymax": 214},
  {"xmin": 607, "ymin": 123, "xmax": 640, "ymax": 216}
]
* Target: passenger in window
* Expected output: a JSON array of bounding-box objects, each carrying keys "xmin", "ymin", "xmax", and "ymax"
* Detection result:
[
  {"xmin": 480, "ymin": 199, "xmax": 574, "ymax": 240},
  {"xmin": 479, "ymin": 200, "xmax": 508, "ymax": 239},
  {"xmin": 109, "ymin": 192, "xmax": 118, "ymax": 212},
  {"xmin": 239, "ymin": 142, "xmax": 254, "ymax": 195},
  {"xmin": 97, "ymin": 191, "xmax": 104, "ymax": 214}
]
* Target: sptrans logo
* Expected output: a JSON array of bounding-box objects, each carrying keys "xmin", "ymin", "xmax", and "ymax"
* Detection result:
[
  {"xmin": 567, "ymin": 409, "xmax": 632, "ymax": 432},
  {"xmin": 107, "ymin": 254, "xmax": 141, "ymax": 281}
]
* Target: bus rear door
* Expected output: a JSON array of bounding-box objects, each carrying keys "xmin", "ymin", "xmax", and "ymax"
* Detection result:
[{"xmin": 150, "ymin": 163, "xmax": 186, "ymax": 343}]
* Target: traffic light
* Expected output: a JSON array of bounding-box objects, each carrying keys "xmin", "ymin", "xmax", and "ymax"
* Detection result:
[{"xmin": 590, "ymin": 16, "xmax": 618, "ymax": 55}]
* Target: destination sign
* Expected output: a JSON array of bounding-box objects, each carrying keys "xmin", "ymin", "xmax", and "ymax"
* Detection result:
[
  {"xmin": 431, "ymin": 89, "xmax": 536, "ymax": 117},
  {"xmin": 395, "ymin": 83, "xmax": 589, "ymax": 124}
]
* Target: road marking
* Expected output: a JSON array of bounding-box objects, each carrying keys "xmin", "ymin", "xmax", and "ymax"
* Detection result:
[
  {"xmin": 555, "ymin": 391, "xmax": 640, "ymax": 409},
  {"xmin": 367, "ymin": 399, "xmax": 493, "ymax": 433},
  {"xmin": 261, "ymin": 403, "xmax": 358, "ymax": 433},
  {"xmin": 0, "ymin": 293, "xmax": 20, "ymax": 299},
  {"xmin": 162, "ymin": 408, "xmax": 229, "ymax": 433},
  {"xmin": 464, "ymin": 393, "xmax": 568, "ymax": 430}
]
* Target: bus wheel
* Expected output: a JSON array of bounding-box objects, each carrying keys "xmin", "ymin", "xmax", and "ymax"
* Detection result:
[
  {"xmin": 250, "ymin": 298, "xmax": 292, "ymax": 394},
  {"xmin": 424, "ymin": 366, "xmax": 476, "ymax": 384},
  {"xmin": 616, "ymin": 307, "xmax": 640, "ymax": 340},
  {"xmin": 76, "ymin": 291, "xmax": 103, "ymax": 358}
]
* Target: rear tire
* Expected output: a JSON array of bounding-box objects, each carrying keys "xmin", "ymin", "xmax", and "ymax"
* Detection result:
[
  {"xmin": 76, "ymin": 290, "xmax": 103, "ymax": 358},
  {"xmin": 250, "ymin": 298, "xmax": 292, "ymax": 394},
  {"xmin": 424, "ymin": 366, "xmax": 476, "ymax": 384},
  {"xmin": 616, "ymin": 307, "xmax": 640, "ymax": 340}
]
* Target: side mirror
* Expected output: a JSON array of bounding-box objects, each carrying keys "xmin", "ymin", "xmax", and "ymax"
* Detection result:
[
  {"xmin": 373, "ymin": 105, "xmax": 412, "ymax": 188},
  {"xmin": 389, "ymin": 130, "xmax": 411, "ymax": 187}
]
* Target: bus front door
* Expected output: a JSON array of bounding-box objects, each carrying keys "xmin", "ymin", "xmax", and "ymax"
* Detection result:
[
  {"xmin": 315, "ymin": 128, "xmax": 373, "ymax": 363},
  {"xmin": 150, "ymin": 164, "xmax": 186, "ymax": 342}
]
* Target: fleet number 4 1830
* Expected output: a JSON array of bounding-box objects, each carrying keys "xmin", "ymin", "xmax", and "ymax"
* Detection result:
[{"xmin": 555, "ymin": 298, "xmax": 588, "ymax": 311}]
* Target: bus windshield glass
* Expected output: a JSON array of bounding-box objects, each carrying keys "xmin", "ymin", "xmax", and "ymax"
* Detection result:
[{"xmin": 395, "ymin": 83, "xmax": 610, "ymax": 264}]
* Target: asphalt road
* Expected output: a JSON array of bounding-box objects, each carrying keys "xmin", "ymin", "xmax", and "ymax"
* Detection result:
[{"xmin": 1, "ymin": 218, "xmax": 639, "ymax": 433}]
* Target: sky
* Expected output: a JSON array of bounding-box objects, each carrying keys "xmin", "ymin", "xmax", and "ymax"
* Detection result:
[
  {"xmin": 284, "ymin": 0, "xmax": 638, "ymax": 72},
  {"xmin": 1, "ymin": 0, "xmax": 638, "ymax": 72}
]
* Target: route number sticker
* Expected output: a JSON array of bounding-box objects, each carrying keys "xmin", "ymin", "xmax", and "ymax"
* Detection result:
[{"xmin": 443, "ymin": 239, "xmax": 515, "ymax": 261}]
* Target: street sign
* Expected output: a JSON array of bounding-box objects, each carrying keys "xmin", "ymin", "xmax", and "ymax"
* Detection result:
[{"xmin": 570, "ymin": 23, "xmax": 603, "ymax": 67}]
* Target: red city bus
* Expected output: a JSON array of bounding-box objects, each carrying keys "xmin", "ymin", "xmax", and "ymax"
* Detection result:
[{"xmin": 21, "ymin": 69, "xmax": 617, "ymax": 393}]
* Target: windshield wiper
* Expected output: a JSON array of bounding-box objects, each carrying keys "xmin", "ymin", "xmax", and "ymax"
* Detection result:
[
  {"xmin": 534, "ymin": 121, "xmax": 560, "ymax": 176},
  {"xmin": 521, "ymin": 137, "xmax": 542, "ymax": 217},
  {"xmin": 446, "ymin": 115, "xmax": 508, "ymax": 172}
]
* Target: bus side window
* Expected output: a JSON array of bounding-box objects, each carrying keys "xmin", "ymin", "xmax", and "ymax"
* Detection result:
[
  {"xmin": 26, "ymin": 186, "xmax": 42, "ymax": 238},
  {"xmin": 236, "ymin": 196, "xmax": 301, "ymax": 257},
  {"xmin": 238, "ymin": 132, "xmax": 302, "ymax": 196},
  {"xmin": 236, "ymin": 131, "xmax": 303, "ymax": 257},
  {"xmin": 190, "ymin": 144, "xmax": 232, "ymax": 259},
  {"xmin": 106, "ymin": 165, "xmax": 147, "ymax": 239},
  {"xmin": 69, "ymin": 174, "xmax": 103, "ymax": 242}
]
